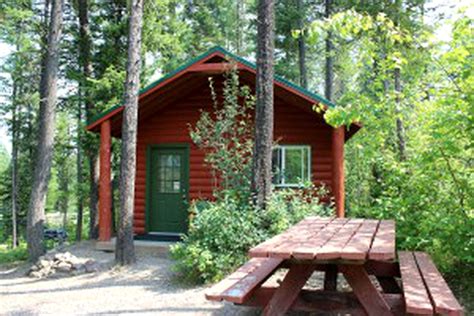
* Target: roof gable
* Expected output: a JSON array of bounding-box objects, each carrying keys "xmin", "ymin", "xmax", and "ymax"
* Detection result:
[{"xmin": 86, "ymin": 46, "xmax": 336, "ymax": 132}]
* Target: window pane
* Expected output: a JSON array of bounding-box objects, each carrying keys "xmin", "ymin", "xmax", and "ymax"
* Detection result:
[
  {"xmin": 302, "ymin": 148, "xmax": 309, "ymax": 182},
  {"xmin": 173, "ymin": 155, "xmax": 181, "ymax": 168},
  {"xmin": 285, "ymin": 148, "xmax": 303, "ymax": 184},
  {"xmin": 272, "ymin": 148, "xmax": 282, "ymax": 184},
  {"xmin": 158, "ymin": 154, "xmax": 181, "ymax": 193}
]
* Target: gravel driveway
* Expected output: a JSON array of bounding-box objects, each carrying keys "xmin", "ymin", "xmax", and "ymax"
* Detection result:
[{"xmin": 0, "ymin": 242, "xmax": 259, "ymax": 316}]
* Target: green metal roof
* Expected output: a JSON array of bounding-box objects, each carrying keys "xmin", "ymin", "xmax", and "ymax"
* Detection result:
[{"xmin": 87, "ymin": 46, "xmax": 335, "ymax": 127}]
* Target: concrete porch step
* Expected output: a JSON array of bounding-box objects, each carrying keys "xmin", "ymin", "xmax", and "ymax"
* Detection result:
[{"xmin": 95, "ymin": 237, "xmax": 173, "ymax": 257}]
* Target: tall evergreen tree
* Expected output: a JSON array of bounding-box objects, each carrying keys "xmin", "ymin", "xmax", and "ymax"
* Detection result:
[
  {"xmin": 115, "ymin": 0, "xmax": 144, "ymax": 266},
  {"xmin": 251, "ymin": 0, "xmax": 275, "ymax": 209},
  {"xmin": 324, "ymin": 0, "xmax": 334, "ymax": 101},
  {"xmin": 27, "ymin": 0, "xmax": 63, "ymax": 261},
  {"xmin": 296, "ymin": 0, "xmax": 307, "ymax": 88},
  {"xmin": 77, "ymin": 0, "xmax": 95, "ymax": 240}
]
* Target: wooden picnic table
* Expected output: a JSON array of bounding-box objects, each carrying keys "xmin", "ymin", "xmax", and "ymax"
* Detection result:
[
  {"xmin": 206, "ymin": 216, "xmax": 464, "ymax": 316},
  {"xmin": 248, "ymin": 217, "xmax": 397, "ymax": 315}
]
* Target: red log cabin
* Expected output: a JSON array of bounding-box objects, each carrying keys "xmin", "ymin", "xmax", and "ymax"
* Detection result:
[{"xmin": 86, "ymin": 46, "xmax": 360, "ymax": 242}]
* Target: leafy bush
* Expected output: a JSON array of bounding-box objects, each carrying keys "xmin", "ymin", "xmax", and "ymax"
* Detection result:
[
  {"xmin": 171, "ymin": 187, "xmax": 330, "ymax": 284},
  {"xmin": 0, "ymin": 242, "xmax": 28, "ymax": 264},
  {"xmin": 189, "ymin": 67, "xmax": 254, "ymax": 195}
]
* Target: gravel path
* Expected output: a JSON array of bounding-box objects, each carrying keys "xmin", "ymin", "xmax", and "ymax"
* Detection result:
[{"xmin": 0, "ymin": 242, "xmax": 260, "ymax": 316}]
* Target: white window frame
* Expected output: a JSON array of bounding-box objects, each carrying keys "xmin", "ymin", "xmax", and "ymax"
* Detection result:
[{"xmin": 273, "ymin": 145, "xmax": 311, "ymax": 188}]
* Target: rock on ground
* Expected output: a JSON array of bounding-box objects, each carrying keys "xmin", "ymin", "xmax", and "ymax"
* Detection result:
[{"xmin": 27, "ymin": 250, "xmax": 103, "ymax": 279}]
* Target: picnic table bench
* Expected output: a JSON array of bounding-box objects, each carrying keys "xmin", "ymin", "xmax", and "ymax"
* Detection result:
[{"xmin": 206, "ymin": 217, "xmax": 464, "ymax": 316}]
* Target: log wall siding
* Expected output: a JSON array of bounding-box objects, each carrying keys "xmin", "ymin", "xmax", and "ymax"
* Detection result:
[{"xmin": 133, "ymin": 90, "xmax": 332, "ymax": 234}]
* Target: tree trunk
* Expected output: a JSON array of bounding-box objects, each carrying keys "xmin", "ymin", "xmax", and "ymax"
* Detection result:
[
  {"xmin": 26, "ymin": 0, "xmax": 63, "ymax": 262},
  {"xmin": 297, "ymin": 0, "xmax": 307, "ymax": 89},
  {"xmin": 394, "ymin": 67, "xmax": 406, "ymax": 161},
  {"xmin": 76, "ymin": 101, "xmax": 84, "ymax": 241},
  {"xmin": 323, "ymin": 0, "xmax": 338, "ymax": 292},
  {"xmin": 61, "ymin": 164, "xmax": 70, "ymax": 230},
  {"xmin": 77, "ymin": 0, "xmax": 99, "ymax": 239},
  {"xmin": 236, "ymin": 0, "xmax": 244, "ymax": 55},
  {"xmin": 324, "ymin": 0, "xmax": 334, "ymax": 101},
  {"xmin": 251, "ymin": 0, "xmax": 275, "ymax": 210},
  {"xmin": 115, "ymin": 0, "xmax": 144, "ymax": 266},
  {"xmin": 11, "ymin": 80, "xmax": 19, "ymax": 249},
  {"xmin": 393, "ymin": 0, "xmax": 406, "ymax": 162},
  {"xmin": 88, "ymin": 156, "xmax": 100, "ymax": 238}
]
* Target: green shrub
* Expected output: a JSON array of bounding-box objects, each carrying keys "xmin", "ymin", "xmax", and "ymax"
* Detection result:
[
  {"xmin": 0, "ymin": 242, "xmax": 28, "ymax": 264},
  {"xmin": 170, "ymin": 187, "xmax": 330, "ymax": 284}
]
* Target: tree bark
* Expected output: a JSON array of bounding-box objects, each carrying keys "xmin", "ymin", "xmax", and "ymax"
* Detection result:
[
  {"xmin": 324, "ymin": 0, "xmax": 334, "ymax": 101},
  {"xmin": 76, "ymin": 101, "xmax": 84, "ymax": 241},
  {"xmin": 323, "ymin": 0, "xmax": 338, "ymax": 291},
  {"xmin": 115, "ymin": 0, "xmax": 144, "ymax": 266},
  {"xmin": 88, "ymin": 156, "xmax": 100, "ymax": 238},
  {"xmin": 60, "ymin": 157, "xmax": 70, "ymax": 230},
  {"xmin": 394, "ymin": 67, "xmax": 406, "ymax": 161},
  {"xmin": 236, "ymin": 0, "xmax": 244, "ymax": 55},
  {"xmin": 27, "ymin": 0, "xmax": 63, "ymax": 262},
  {"xmin": 11, "ymin": 79, "xmax": 19, "ymax": 249},
  {"xmin": 77, "ymin": 0, "xmax": 99, "ymax": 239},
  {"xmin": 251, "ymin": 0, "xmax": 275, "ymax": 210},
  {"xmin": 393, "ymin": 0, "xmax": 406, "ymax": 162},
  {"xmin": 297, "ymin": 0, "xmax": 307, "ymax": 89}
]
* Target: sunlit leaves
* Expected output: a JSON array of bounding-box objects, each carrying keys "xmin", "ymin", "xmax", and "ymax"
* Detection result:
[{"xmin": 306, "ymin": 4, "xmax": 474, "ymax": 271}]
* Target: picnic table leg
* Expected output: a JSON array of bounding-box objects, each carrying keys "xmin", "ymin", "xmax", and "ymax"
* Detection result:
[
  {"xmin": 324, "ymin": 264, "xmax": 338, "ymax": 291},
  {"xmin": 339, "ymin": 265, "xmax": 394, "ymax": 316},
  {"xmin": 262, "ymin": 263, "xmax": 314, "ymax": 316}
]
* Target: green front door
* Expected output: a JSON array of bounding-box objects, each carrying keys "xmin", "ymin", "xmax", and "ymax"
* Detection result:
[{"xmin": 147, "ymin": 145, "xmax": 189, "ymax": 234}]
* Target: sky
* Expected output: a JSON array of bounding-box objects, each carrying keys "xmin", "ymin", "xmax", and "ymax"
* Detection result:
[{"xmin": 0, "ymin": 0, "xmax": 472, "ymax": 156}]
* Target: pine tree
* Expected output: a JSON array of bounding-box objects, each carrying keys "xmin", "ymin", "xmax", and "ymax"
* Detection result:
[
  {"xmin": 115, "ymin": 0, "xmax": 144, "ymax": 266},
  {"xmin": 251, "ymin": 0, "xmax": 275, "ymax": 209},
  {"xmin": 77, "ymin": 0, "xmax": 96, "ymax": 240},
  {"xmin": 27, "ymin": 0, "xmax": 63, "ymax": 261}
]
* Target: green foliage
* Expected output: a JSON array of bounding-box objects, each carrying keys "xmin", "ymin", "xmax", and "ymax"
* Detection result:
[
  {"xmin": 308, "ymin": 8, "xmax": 474, "ymax": 271},
  {"xmin": 181, "ymin": 0, "xmax": 254, "ymax": 57},
  {"xmin": 0, "ymin": 143, "xmax": 9, "ymax": 174},
  {"xmin": 171, "ymin": 188, "xmax": 330, "ymax": 283},
  {"xmin": 0, "ymin": 242, "xmax": 27, "ymax": 264},
  {"xmin": 190, "ymin": 68, "xmax": 255, "ymax": 194},
  {"xmin": 170, "ymin": 195, "xmax": 261, "ymax": 283}
]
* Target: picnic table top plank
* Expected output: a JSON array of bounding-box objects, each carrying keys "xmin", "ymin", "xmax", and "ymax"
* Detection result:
[
  {"xmin": 269, "ymin": 220, "xmax": 330, "ymax": 259},
  {"xmin": 316, "ymin": 219, "xmax": 364, "ymax": 260},
  {"xmin": 414, "ymin": 252, "xmax": 464, "ymax": 315},
  {"xmin": 248, "ymin": 217, "xmax": 331, "ymax": 257},
  {"xmin": 369, "ymin": 220, "xmax": 396, "ymax": 261},
  {"xmin": 398, "ymin": 251, "xmax": 434, "ymax": 315},
  {"xmin": 291, "ymin": 218, "xmax": 348, "ymax": 260},
  {"xmin": 339, "ymin": 220, "xmax": 380, "ymax": 260}
]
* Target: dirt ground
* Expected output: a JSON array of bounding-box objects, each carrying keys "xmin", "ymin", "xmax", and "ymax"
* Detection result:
[{"xmin": 0, "ymin": 242, "xmax": 260, "ymax": 316}]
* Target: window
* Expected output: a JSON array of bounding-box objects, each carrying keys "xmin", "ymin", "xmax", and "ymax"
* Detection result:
[
  {"xmin": 272, "ymin": 145, "xmax": 311, "ymax": 187},
  {"xmin": 158, "ymin": 154, "xmax": 181, "ymax": 193}
]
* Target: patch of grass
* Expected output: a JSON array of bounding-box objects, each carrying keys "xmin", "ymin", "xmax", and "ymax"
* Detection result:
[{"xmin": 0, "ymin": 243, "xmax": 28, "ymax": 264}]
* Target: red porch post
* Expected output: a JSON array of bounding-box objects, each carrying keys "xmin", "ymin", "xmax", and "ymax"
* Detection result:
[
  {"xmin": 332, "ymin": 126, "xmax": 345, "ymax": 218},
  {"xmin": 99, "ymin": 119, "xmax": 112, "ymax": 241}
]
